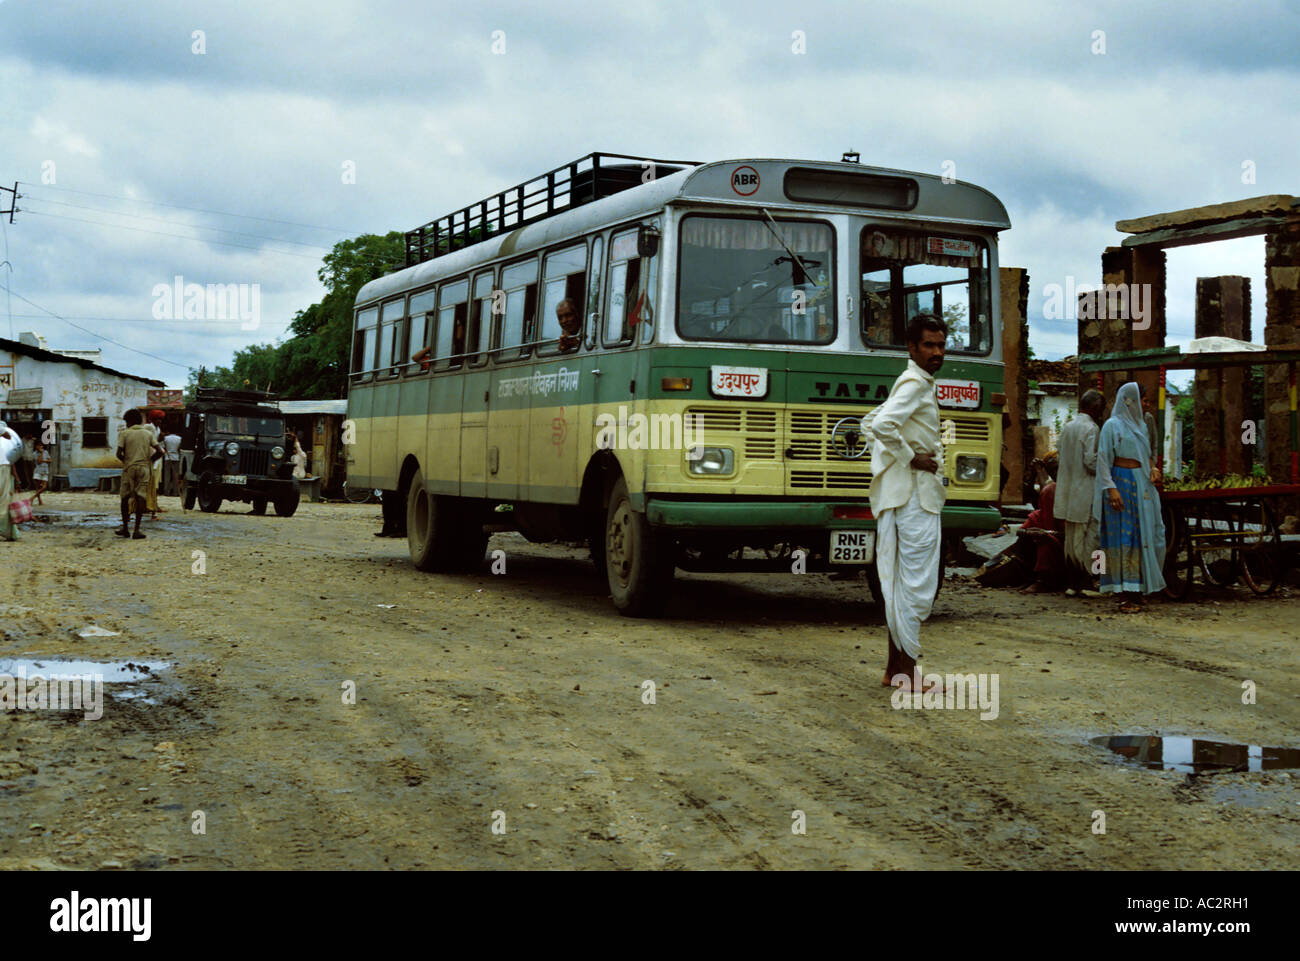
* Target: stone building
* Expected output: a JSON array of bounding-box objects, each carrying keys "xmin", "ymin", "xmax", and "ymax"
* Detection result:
[{"xmin": 1, "ymin": 332, "xmax": 165, "ymax": 483}]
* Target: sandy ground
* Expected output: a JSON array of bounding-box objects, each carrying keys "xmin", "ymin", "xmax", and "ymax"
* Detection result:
[{"xmin": 1, "ymin": 490, "xmax": 1297, "ymax": 870}]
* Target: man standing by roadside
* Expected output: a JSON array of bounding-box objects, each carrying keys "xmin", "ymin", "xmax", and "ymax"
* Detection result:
[
  {"xmin": 0, "ymin": 423, "xmax": 21, "ymax": 541},
  {"xmin": 162, "ymin": 425, "xmax": 183, "ymax": 496},
  {"xmin": 869, "ymin": 313, "xmax": 948, "ymax": 693},
  {"xmin": 116, "ymin": 409, "xmax": 163, "ymax": 539},
  {"xmin": 1056, "ymin": 389, "xmax": 1104, "ymax": 595}
]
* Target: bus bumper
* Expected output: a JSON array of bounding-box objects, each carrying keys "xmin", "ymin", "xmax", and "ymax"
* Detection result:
[{"xmin": 644, "ymin": 499, "xmax": 1002, "ymax": 533}]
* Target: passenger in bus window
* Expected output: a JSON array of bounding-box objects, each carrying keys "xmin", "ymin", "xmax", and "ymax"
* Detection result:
[
  {"xmin": 556, "ymin": 299, "xmax": 581, "ymax": 352},
  {"xmin": 411, "ymin": 346, "xmax": 432, "ymax": 371}
]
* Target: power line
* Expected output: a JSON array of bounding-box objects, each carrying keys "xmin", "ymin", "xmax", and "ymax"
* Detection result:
[
  {"xmin": 0, "ymin": 282, "xmax": 194, "ymax": 370},
  {"xmin": 21, "ymin": 209, "xmax": 322, "ymax": 260},
  {"xmin": 3, "ymin": 311, "xmax": 294, "ymax": 327},
  {"xmin": 24, "ymin": 196, "xmax": 333, "ymax": 250},
  {"xmin": 18, "ymin": 181, "xmax": 358, "ymax": 235}
]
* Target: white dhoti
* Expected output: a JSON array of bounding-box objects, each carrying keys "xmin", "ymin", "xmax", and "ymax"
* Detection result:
[
  {"xmin": 0, "ymin": 464, "xmax": 17, "ymax": 541},
  {"xmin": 875, "ymin": 489, "xmax": 940, "ymax": 660},
  {"xmin": 1064, "ymin": 517, "xmax": 1099, "ymax": 574}
]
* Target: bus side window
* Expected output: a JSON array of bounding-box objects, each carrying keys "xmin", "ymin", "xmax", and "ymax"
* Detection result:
[
  {"xmin": 353, "ymin": 306, "xmax": 379, "ymax": 375},
  {"xmin": 436, "ymin": 280, "xmax": 469, "ymax": 369},
  {"xmin": 539, "ymin": 242, "xmax": 587, "ymax": 354},
  {"xmin": 468, "ymin": 272, "xmax": 493, "ymax": 365},
  {"xmin": 586, "ymin": 234, "xmax": 604, "ymax": 347},
  {"xmin": 499, "ymin": 258, "xmax": 538, "ymax": 360},
  {"xmin": 407, "ymin": 289, "xmax": 436, "ymax": 371},
  {"xmin": 379, "ymin": 297, "xmax": 405, "ymax": 376},
  {"xmin": 605, "ymin": 229, "xmax": 649, "ymax": 347}
]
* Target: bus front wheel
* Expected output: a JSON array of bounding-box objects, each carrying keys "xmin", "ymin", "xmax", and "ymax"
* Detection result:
[{"xmin": 604, "ymin": 478, "xmax": 674, "ymax": 617}]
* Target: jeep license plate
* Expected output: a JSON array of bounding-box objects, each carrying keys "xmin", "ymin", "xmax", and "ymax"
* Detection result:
[
  {"xmin": 830, "ymin": 530, "xmax": 874, "ymax": 564},
  {"xmin": 222, "ymin": 475, "xmax": 247, "ymax": 485}
]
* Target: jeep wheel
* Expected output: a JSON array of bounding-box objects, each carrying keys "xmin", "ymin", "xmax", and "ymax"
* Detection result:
[
  {"xmin": 197, "ymin": 473, "xmax": 222, "ymax": 514},
  {"xmin": 180, "ymin": 474, "xmax": 197, "ymax": 511},
  {"xmin": 273, "ymin": 488, "xmax": 299, "ymax": 517},
  {"xmin": 604, "ymin": 477, "xmax": 675, "ymax": 617},
  {"xmin": 250, "ymin": 498, "xmax": 267, "ymax": 515}
]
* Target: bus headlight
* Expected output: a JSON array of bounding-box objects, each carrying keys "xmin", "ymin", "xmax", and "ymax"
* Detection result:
[
  {"xmin": 955, "ymin": 455, "xmax": 987, "ymax": 483},
  {"xmin": 224, "ymin": 441, "xmax": 240, "ymax": 457},
  {"xmin": 686, "ymin": 446, "xmax": 735, "ymax": 475},
  {"xmin": 271, "ymin": 446, "xmax": 285, "ymax": 460}
]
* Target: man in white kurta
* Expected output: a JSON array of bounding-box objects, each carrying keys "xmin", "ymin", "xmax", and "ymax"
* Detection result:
[
  {"xmin": 1055, "ymin": 389, "xmax": 1103, "ymax": 592},
  {"xmin": 868, "ymin": 315, "xmax": 948, "ymax": 689}
]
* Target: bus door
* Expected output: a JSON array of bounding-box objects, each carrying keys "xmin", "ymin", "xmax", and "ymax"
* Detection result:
[
  {"xmin": 528, "ymin": 242, "xmax": 589, "ymax": 504},
  {"xmin": 487, "ymin": 258, "xmax": 539, "ymax": 500},
  {"xmin": 459, "ymin": 272, "xmax": 493, "ymax": 498},
  {"xmin": 595, "ymin": 228, "xmax": 655, "ymax": 478}
]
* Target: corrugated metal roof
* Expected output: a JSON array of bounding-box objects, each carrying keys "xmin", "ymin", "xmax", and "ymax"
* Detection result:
[
  {"xmin": 278, "ymin": 399, "xmax": 348, "ymax": 415},
  {"xmin": 0, "ymin": 336, "xmax": 165, "ymax": 387}
]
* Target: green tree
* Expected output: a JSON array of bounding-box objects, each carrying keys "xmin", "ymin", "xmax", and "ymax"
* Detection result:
[{"xmin": 187, "ymin": 232, "xmax": 406, "ymax": 400}]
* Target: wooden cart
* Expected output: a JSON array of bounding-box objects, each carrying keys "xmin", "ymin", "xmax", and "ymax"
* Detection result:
[{"xmin": 1080, "ymin": 344, "xmax": 1300, "ymax": 599}]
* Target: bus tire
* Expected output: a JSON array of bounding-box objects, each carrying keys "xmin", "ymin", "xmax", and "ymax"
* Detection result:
[
  {"xmin": 604, "ymin": 477, "xmax": 674, "ymax": 616},
  {"xmin": 407, "ymin": 468, "xmax": 459, "ymax": 572}
]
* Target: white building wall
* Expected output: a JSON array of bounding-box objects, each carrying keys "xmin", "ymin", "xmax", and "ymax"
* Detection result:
[{"xmin": 7, "ymin": 354, "xmax": 153, "ymax": 469}]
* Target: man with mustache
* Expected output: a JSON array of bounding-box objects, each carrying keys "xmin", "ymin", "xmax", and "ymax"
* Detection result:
[{"xmin": 868, "ymin": 312, "xmax": 948, "ymax": 694}]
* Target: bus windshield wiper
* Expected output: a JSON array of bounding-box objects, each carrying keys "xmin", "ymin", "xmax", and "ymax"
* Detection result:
[{"xmin": 759, "ymin": 209, "xmax": 822, "ymax": 289}]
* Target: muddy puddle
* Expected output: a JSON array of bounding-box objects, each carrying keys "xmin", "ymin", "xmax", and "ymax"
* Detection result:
[
  {"xmin": 1092, "ymin": 734, "xmax": 1300, "ymax": 774},
  {"xmin": 0, "ymin": 658, "xmax": 170, "ymax": 702}
]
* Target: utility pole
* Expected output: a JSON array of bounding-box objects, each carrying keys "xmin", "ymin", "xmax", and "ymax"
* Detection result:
[{"xmin": 0, "ymin": 182, "xmax": 18, "ymax": 223}]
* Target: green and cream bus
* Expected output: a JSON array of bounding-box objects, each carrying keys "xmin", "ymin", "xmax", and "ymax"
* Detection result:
[{"xmin": 347, "ymin": 153, "xmax": 1010, "ymax": 615}]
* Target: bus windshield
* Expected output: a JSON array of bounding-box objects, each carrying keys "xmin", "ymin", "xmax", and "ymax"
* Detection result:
[
  {"xmin": 677, "ymin": 215, "xmax": 834, "ymax": 344},
  {"xmin": 860, "ymin": 227, "xmax": 991, "ymax": 353}
]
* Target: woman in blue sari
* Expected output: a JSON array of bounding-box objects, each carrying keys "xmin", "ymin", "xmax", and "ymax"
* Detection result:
[{"xmin": 1094, "ymin": 382, "xmax": 1165, "ymax": 610}]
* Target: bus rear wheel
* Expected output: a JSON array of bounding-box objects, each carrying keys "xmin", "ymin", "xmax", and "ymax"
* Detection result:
[
  {"xmin": 407, "ymin": 469, "xmax": 485, "ymax": 572},
  {"xmin": 604, "ymin": 477, "xmax": 674, "ymax": 617}
]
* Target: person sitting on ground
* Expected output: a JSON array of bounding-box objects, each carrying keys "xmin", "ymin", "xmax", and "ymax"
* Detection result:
[
  {"xmin": 115, "ymin": 409, "xmax": 164, "ymax": 540},
  {"xmin": 1015, "ymin": 451, "xmax": 1065, "ymax": 594},
  {"xmin": 555, "ymin": 299, "xmax": 581, "ymax": 352}
]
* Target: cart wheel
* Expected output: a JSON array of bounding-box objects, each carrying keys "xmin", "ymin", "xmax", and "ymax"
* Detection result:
[
  {"xmin": 1161, "ymin": 504, "xmax": 1194, "ymax": 600},
  {"xmin": 1197, "ymin": 501, "xmax": 1239, "ymax": 587},
  {"xmin": 1239, "ymin": 499, "xmax": 1284, "ymax": 595}
]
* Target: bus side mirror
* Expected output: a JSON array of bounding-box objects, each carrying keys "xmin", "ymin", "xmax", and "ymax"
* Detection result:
[{"xmin": 637, "ymin": 224, "xmax": 660, "ymax": 258}]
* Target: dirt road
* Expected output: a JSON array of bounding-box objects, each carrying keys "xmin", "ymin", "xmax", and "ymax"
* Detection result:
[{"xmin": 2, "ymin": 491, "xmax": 1298, "ymax": 870}]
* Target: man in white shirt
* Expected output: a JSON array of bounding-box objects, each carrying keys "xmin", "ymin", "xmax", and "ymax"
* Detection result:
[
  {"xmin": 162, "ymin": 429, "xmax": 183, "ymax": 496},
  {"xmin": 869, "ymin": 313, "xmax": 948, "ymax": 692},
  {"xmin": 1055, "ymin": 389, "xmax": 1104, "ymax": 594}
]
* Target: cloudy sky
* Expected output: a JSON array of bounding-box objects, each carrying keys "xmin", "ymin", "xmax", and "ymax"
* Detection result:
[{"xmin": 1, "ymin": 0, "xmax": 1297, "ymax": 389}]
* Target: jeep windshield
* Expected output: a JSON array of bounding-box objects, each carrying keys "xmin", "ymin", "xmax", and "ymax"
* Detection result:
[
  {"xmin": 677, "ymin": 214, "xmax": 834, "ymax": 344},
  {"xmin": 208, "ymin": 415, "xmax": 283, "ymax": 438}
]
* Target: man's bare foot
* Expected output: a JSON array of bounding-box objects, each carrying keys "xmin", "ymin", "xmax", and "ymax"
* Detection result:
[
  {"xmin": 114, "ymin": 528, "xmax": 129, "ymax": 537},
  {"xmin": 1019, "ymin": 581, "xmax": 1047, "ymax": 594},
  {"xmin": 132, "ymin": 531, "xmax": 146, "ymax": 539},
  {"xmin": 887, "ymin": 671, "xmax": 944, "ymax": 695}
]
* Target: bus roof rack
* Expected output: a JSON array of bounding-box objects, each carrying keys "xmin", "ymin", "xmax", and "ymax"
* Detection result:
[{"xmin": 404, "ymin": 152, "xmax": 700, "ymax": 267}]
